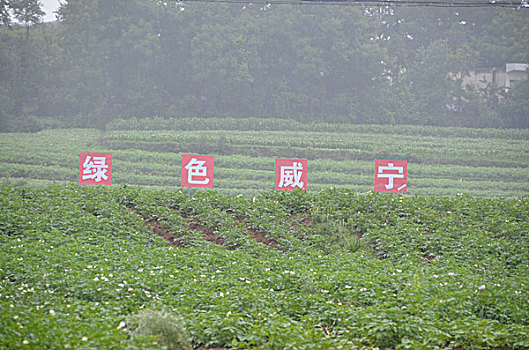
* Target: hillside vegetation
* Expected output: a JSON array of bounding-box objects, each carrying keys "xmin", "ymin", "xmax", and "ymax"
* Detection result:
[
  {"xmin": 1, "ymin": 1, "xmax": 528, "ymax": 130},
  {"xmin": 1, "ymin": 118, "xmax": 528, "ymax": 197},
  {"xmin": 1, "ymin": 185, "xmax": 528, "ymax": 349}
]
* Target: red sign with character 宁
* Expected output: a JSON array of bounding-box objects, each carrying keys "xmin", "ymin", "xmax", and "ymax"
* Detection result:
[
  {"xmin": 79, "ymin": 152, "xmax": 113, "ymax": 185},
  {"xmin": 374, "ymin": 159, "xmax": 407, "ymax": 193},
  {"xmin": 181, "ymin": 154, "xmax": 214, "ymax": 188},
  {"xmin": 275, "ymin": 158, "xmax": 307, "ymax": 191}
]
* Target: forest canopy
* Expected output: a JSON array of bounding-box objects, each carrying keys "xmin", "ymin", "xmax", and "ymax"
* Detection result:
[{"xmin": 0, "ymin": 0, "xmax": 528, "ymax": 131}]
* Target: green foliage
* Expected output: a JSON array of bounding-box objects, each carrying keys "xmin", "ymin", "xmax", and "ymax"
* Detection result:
[
  {"xmin": 0, "ymin": 185, "xmax": 528, "ymax": 349},
  {"xmin": 2, "ymin": 123, "xmax": 528, "ymax": 198},
  {"xmin": 126, "ymin": 308, "xmax": 192, "ymax": 350},
  {"xmin": 0, "ymin": 0, "xmax": 44, "ymax": 28},
  {"xmin": 0, "ymin": 1, "xmax": 528, "ymax": 129},
  {"xmin": 500, "ymin": 78, "xmax": 529, "ymax": 128}
]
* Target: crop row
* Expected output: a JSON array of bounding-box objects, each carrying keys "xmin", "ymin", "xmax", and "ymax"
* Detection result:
[
  {"xmin": 4, "ymin": 176, "xmax": 525, "ymax": 198},
  {"xmin": 2, "ymin": 159, "xmax": 528, "ymax": 196},
  {"xmin": 102, "ymin": 133, "xmax": 528, "ymax": 168},
  {"xmin": 106, "ymin": 117, "xmax": 529, "ymax": 140},
  {"xmin": 105, "ymin": 140, "xmax": 527, "ymax": 169},
  {"xmin": 105, "ymin": 129, "xmax": 526, "ymax": 157},
  {"xmin": 3, "ymin": 148, "xmax": 528, "ymax": 183},
  {"xmin": 112, "ymin": 152, "xmax": 528, "ymax": 183},
  {"xmin": 0, "ymin": 165, "xmax": 526, "ymax": 198},
  {"xmin": 1, "ymin": 126, "xmax": 527, "ymax": 198}
]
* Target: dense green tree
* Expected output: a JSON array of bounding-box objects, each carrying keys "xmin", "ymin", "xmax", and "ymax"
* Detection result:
[
  {"xmin": 0, "ymin": 0, "xmax": 527, "ymax": 131},
  {"xmin": 0, "ymin": 0, "xmax": 44, "ymax": 130},
  {"xmin": 501, "ymin": 78, "xmax": 529, "ymax": 128},
  {"xmin": 0, "ymin": 0, "xmax": 11, "ymax": 27},
  {"xmin": 0, "ymin": 30, "xmax": 17, "ymax": 130},
  {"xmin": 55, "ymin": 0, "xmax": 162, "ymax": 126},
  {"xmin": 12, "ymin": 0, "xmax": 44, "ymax": 40},
  {"xmin": 474, "ymin": 9, "xmax": 529, "ymax": 66}
]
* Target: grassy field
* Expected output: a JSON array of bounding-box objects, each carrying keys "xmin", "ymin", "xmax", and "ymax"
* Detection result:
[
  {"xmin": 0, "ymin": 117, "xmax": 528, "ymax": 197},
  {"xmin": 1, "ymin": 186, "xmax": 528, "ymax": 349}
]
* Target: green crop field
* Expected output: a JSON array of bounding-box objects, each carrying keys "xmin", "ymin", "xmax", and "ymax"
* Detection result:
[
  {"xmin": 0, "ymin": 117, "xmax": 528, "ymax": 197},
  {"xmin": 1, "ymin": 186, "xmax": 528, "ymax": 349},
  {"xmin": 1, "ymin": 119, "xmax": 528, "ymax": 348}
]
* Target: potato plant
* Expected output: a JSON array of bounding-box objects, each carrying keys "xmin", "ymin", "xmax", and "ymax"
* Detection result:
[{"xmin": 1, "ymin": 185, "xmax": 528, "ymax": 349}]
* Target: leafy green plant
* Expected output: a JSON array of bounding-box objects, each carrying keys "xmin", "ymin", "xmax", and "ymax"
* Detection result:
[
  {"xmin": 1, "ymin": 185, "xmax": 528, "ymax": 349},
  {"xmin": 126, "ymin": 308, "xmax": 191, "ymax": 350}
]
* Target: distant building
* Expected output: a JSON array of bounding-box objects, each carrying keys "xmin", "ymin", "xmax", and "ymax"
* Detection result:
[{"xmin": 461, "ymin": 63, "xmax": 528, "ymax": 91}]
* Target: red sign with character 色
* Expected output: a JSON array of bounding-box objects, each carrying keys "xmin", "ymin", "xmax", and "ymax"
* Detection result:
[
  {"xmin": 374, "ymin": 159, "xmax": 407, "ymax": 193},
  {"xmin": 275, "ymin": 158, "xmax": 308, "ymax": 191},
  {"xmin": 181, "ymin": 154, "xmax": 214, "ymax": 188},
  {"xmin": 79, "ymin": 152, "xmax": 113, "ymax": 185}
]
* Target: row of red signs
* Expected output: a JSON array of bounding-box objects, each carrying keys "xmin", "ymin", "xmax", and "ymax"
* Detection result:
[{"xmin": 79, "ymin": 152, "xmax": 407, "ymax": 193}]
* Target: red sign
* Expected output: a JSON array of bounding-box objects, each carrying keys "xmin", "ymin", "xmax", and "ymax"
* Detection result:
[
  {"xmin": 275, "ymin": 158, "xmax": 307, "ymax": 191},
  {"xmin": 181, "ymin": 154, "xmax": 214, "ymax": 188},
  {"xmin": 79, "ymin": 152, "xmax": 113, "ymax": 185},
  {"xmin": 374, "ymin": 159, "xmax": 407, "ymax": 193}
]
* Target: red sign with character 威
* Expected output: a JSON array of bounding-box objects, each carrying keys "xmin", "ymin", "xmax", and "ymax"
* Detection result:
[{"xmin": 275, "ymin": 158, "xmax": 307, "ymax": 191}]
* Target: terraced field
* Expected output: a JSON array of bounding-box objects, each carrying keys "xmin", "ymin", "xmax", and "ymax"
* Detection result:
[{"xmin": 1, "ymin": 117, "xmax": 528, "ymax": 197}]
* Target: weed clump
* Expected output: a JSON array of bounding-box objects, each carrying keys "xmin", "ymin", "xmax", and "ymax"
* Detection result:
[{"xmin": 126, "ymin": 308, "xmax": 191, "ymax": 350}]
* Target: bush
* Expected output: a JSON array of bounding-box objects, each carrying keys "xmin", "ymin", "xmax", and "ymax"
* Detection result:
[
  {"xmin": 126, "ymin": 308, "xmax": 192, "ymax": 350},
  {"xmin": 0, "ymin": 115, "xmax": 43, "ymax": 133}
]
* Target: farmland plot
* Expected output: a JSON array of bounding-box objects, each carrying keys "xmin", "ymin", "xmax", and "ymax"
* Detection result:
[
  {"xmin": 1, "ymin": 186, "xmax": 528, "ymax": 349},
  {"xmin": 0, "ymin": 118, "xmax": 528, "ymax": 197}
]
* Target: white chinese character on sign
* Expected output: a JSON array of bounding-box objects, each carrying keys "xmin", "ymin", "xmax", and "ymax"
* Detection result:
[
  {"xmin": 82, "ymin": 156, "xmax": 109, "ymax": 182},
  {"xmin": 279, "ymin": 162, "xmax": 304, "ymax": 188},
  {"xmin": 377, "ymin": 162, "xmax": 404, "ymax": 190},
  {"xmin": 185, "ymin": 158, "xmax": 210, "ymax": 185}
]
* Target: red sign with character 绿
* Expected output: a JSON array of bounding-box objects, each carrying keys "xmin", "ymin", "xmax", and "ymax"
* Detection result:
[{"xmin": 79, "ymin": 152, "xmax": 113, "ymax": 185}]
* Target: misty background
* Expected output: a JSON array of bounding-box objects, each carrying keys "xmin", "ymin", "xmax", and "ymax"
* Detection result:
[{"xmin": 0, "ymin": 0, "xmax": 528, "ymax": 132}]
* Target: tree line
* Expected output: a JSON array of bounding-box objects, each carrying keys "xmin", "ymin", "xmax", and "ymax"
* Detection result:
[{"xmin": 0, "ymin": 0, "xmax": 528, "ymax": 132}]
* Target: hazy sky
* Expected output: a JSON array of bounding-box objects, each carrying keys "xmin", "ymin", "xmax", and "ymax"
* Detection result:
[{"xmin": 40, "ymin": 0, "xmax": 62, "ymax": 22}]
